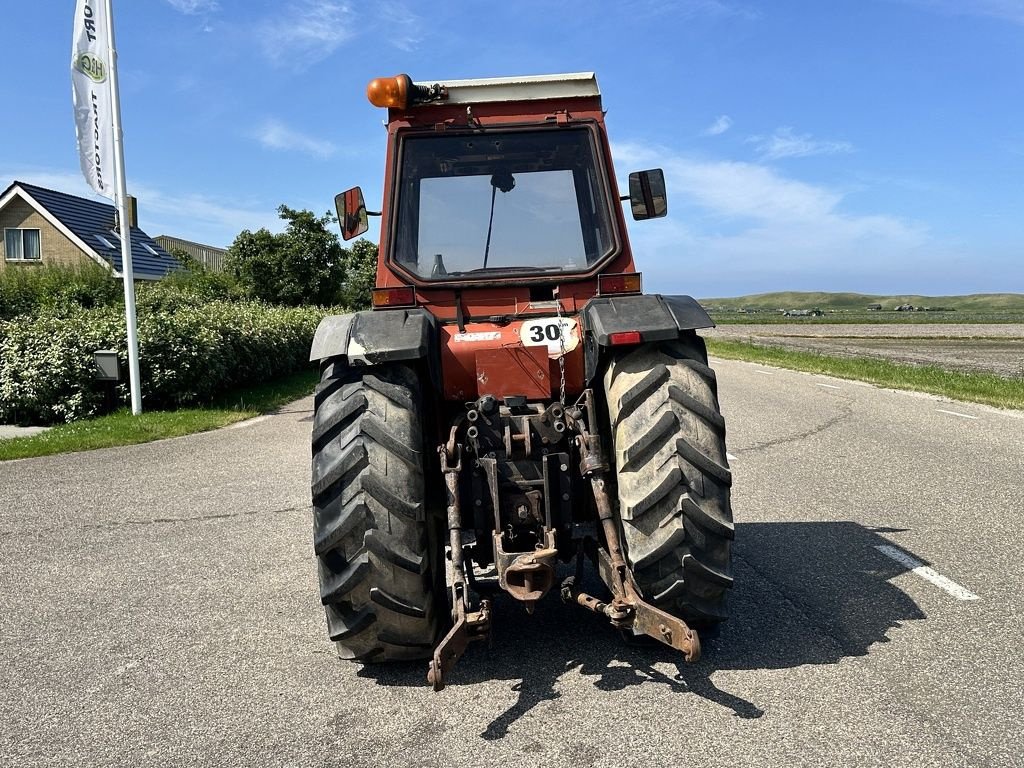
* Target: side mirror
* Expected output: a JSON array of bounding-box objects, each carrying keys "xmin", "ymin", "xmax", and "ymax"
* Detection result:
[
  {"xmin": 627, "ymin": 169, "xmax": 668, "ymax": 221},
  {"xmin": 335, "ymin": 186, "xmax": 369, "ymax": 241}
]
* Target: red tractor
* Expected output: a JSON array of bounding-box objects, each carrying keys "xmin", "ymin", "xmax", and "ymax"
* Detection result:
[{"xmin": 310, "ymin": 72, "xmax": 733, "ymax": 690}]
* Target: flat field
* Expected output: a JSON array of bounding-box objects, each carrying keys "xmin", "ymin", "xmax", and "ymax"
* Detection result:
[
  {"xmin": 704, "ymin": 322, "xmax": 1024, "ymax": 379},
  {"xmin": 708, "ymin": 310, "xmax": 1024, "ymax": 324}
]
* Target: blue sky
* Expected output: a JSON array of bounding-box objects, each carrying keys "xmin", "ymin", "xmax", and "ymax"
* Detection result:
[{"xmin": 3, "ymin": 0, "xmax": 1022, "ymax": 296}]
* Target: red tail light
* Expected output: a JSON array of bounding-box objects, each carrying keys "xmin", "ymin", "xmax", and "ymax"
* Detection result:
[
  {"xmin": 608, "ymin": 331, "xmax": 643, "ymax": 346},
  {"xmin": 371, "ymin": 286, "xmax": 416, "ymax": 308},
  {"xmin": 598, "ymin": 272, "xmax": 642, "ymax": 295}
]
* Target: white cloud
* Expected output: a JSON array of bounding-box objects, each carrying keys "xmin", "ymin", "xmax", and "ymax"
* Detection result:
[
  {"xmin": 1, "ymin": 167, "xmax": 279, "ymax": 248},
  {"xmin": 748, "ymin": 127, "xmax": 854, "ymax": 160},
  {"xmin": 257, "ymin": 1, "xmax": 356, "ymax": 69},
  {"xmin": 702, "ymin": 115, "xmax": 733, "ymax": 136},
  {"xmin": 249, "ymin": 1, "xmax": 422, "ymax": 70},
  {"xmin": 253, "ymin": 119, "xmax": 337, "ymax": 158},
  {"xmin": 611, "ymin": 142, "xmax": 930, "ymax": 294},
  {"xmin": 127, "ymin": 181, "xmax": 281, "ymax": 244},
  {"xmin": 165, "ymin": 0, "xmax": 219, "ymax": 13},
  {"xmin": 901, "ymin": 0, "xmax": 1024, "ymax": 25},
  {"xmin": 377, "ymin": 1, "xmax": 423, "ymax": 51},
  {"xmin": 633, "ymin": 0, "xmax": 761, "ymax": 21},
  {"xmin": 616, "ymin": 142, "xmax": 842, "ymax": 220}
]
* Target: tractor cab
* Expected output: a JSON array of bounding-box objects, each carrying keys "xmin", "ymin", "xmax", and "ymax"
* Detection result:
[{"xmin": 335, "ymin": 73, "xmax": 668, "ymax": 403}]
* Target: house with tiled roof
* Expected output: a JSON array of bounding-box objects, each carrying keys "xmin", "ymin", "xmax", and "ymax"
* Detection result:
[{"xmin": 0, "ymin": 181, "xmax": 181, "ymax": 279}]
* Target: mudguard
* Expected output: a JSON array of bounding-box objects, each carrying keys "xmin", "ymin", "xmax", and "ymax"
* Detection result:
[
  {"xmin": 580, "ymin": 294, "xmax": 714, "ymax": 382},
  {"xmin": 309, "ymin": 308, "xmax": 440, "ymax": 388}
]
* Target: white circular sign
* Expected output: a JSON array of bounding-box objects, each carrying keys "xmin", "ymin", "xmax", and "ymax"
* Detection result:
[{"xmin": 519, "ymin": 317, "xmax": 580, "ymax": 357}]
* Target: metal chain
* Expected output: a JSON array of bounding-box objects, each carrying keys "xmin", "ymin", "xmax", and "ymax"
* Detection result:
[{"xmin": 555, "ymin": 295, "xmax": 567, "ymax": 407}]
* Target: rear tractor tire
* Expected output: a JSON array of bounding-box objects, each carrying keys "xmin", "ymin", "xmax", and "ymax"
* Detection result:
[
  {"xmin": 310, "ymin": 361, "xmax": 441, "ymax": 662},
  {"xmin": 603, "ymin": 334, "xmax": 734, "ymax": 627}
]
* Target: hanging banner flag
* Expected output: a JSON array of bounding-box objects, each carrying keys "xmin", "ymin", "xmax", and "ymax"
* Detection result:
[{"xmin": 71, "ymin": 0, "xmax": 115, "ymax": 200}]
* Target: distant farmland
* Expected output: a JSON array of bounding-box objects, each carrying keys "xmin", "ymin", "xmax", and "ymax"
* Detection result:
[
  {"xmin": 705, "ymin": 322, "xmax": 1024, "ymax": 380},
  {"xmin": 700, "ymin": 291, "xmax": 1024, "ymax": 312},
  {"xmin": 701, "ymin": 292, "xmax": 1024, "ymax": 325}
]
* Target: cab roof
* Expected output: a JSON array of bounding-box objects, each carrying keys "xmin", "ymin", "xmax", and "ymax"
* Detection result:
[{"xmin": 411, "ymin": 72, "xmax": 600, "ymax": 106}]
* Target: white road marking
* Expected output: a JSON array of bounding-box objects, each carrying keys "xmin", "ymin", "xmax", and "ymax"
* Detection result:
[
  {"xmin": 754, "ymin": 370, "xmax": 774, "ymax": 376},
  {"xmin": 726, "ymin": 453, "xmax": 737, "ymax": 461},
  {"xmin": 936, "ymin": 409, "xmax": 978, "ymax": 420},
  {"xmin": 226, "ymin": 415, "xmax": 271, "ymax": 430},
  {"xmin": 816, "ymin": 383, "xmax": 841, "ymax": 389},
  {"xmin": 874, "ymin": 545, "xmax": 980, "ymax": 601}
]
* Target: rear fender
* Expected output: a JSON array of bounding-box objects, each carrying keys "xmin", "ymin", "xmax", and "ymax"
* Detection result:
[
  {"xmin": 309, "ymin": 308, "xmax": 441, "ymax": 391},
  {"xmin": 580, "ymin": 294, "xmax": 713, "ymax": 382}
]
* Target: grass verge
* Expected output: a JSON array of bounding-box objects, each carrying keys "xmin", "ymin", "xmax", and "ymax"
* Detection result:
[
  {"xmin": 706, "ymin": 339, "xmax": 1024, "ymax": 411},
  {"xmin": 0, "ymin": 368, "xmax": 319, "ymax": 461}
]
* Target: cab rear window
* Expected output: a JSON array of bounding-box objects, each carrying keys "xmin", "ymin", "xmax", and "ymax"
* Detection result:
[{"xmin": 391, "ymin": 128, "xmax": 615, "ymax": 280}]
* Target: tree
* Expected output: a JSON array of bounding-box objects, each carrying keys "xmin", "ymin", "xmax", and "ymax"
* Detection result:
[
  {"xmin": 167, "ymin": 246, "xmax": 203, "ymax": 273},
  {"xmin": 225, "ymin": 206, "xmax": 379, "ymax": 308},
  {"xmin": 339, "ymin": 238, "xmax": 377, "ymax": 311},
  {"xmin": 225, "ymin": 206, "xmax": 345, "ymax": 306}
]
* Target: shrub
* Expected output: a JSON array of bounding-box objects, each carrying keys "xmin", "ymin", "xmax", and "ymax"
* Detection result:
[
  {"xmin": 134, "ymin": 275, "xmax": 244, "ymax": 313},
  {"xmin": 0, "ymin": 263, "xmax": 121, "ymax": 319},
  {"xmin": 0, "ymin": 300, "xmax": 324, "ymax": 425},
  {"xmin": 0, "ymin": 308, "xmax": 124, "ymax": 423},
  {"xmin": 159, "ymin": 249, "xmax": 244, "ymax": 303}
]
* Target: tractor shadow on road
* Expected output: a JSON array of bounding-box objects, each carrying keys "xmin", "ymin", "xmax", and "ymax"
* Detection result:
[{"xmin": 357, "ymin": 521, "xmax": 925, "ymax": 738}]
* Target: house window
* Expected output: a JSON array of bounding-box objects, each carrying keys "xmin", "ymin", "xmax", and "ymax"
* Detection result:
[
  {"xmin": 95, "ymin": 234, "xmax": 116, "ymax": 249},
  {"xmin": 4, "ymin": 228, "xmax": 41, "ymax": 261},
  {"xmin": 142, "ymin": 243, "xmax": 159, "ymax": 256}
]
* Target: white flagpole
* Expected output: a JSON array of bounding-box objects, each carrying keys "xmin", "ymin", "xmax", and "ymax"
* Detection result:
[{"xmin": 104, "ymin": 0, "xmax": 142, "ymax": 415}]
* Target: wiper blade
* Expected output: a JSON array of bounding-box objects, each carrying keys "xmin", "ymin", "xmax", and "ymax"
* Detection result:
[{"xmin": 450, "ymin": 265, "xmax": 563, "ymax": 275}]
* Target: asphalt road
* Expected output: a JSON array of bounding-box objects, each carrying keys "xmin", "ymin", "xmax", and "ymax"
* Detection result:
[{"xmin": 2, "ymin": 360, "xmax": 1022, "ymax": 768}]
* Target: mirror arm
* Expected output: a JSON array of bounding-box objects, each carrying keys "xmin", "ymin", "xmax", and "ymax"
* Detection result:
[
  {"xmin": 366, "ymin": 210, "xmax": 383, "ymax": 216},
  {"xmin": 619, "ymin": 195, "xmax": 629, "ymax": 201}
]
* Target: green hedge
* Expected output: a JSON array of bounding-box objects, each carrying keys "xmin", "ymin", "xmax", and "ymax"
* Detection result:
[
  {"xmin": 0, "ymin": 263, "xmax": 122, "ymax": 320},
  {"xmin": 0, "ymin": 299, "xmax": 323, "ymax": 425}
]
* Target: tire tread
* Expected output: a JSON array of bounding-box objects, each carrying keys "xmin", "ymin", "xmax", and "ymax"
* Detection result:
[
  {"xmin": 604, "ymin": 334, "xmax": 734, "ymax": 627},
  {"xmin": 311, "ymin": 362, "xmax": 440, "ymax": 662}
]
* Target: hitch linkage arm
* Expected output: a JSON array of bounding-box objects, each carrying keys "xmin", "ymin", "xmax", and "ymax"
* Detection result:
[
  {"xmin": 565, "ymin": 393, "xmax": 701, "ymax": 662},
  {"xmin": 427, "ymin": 440, "xmax": 491, "ymax": 691}
]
